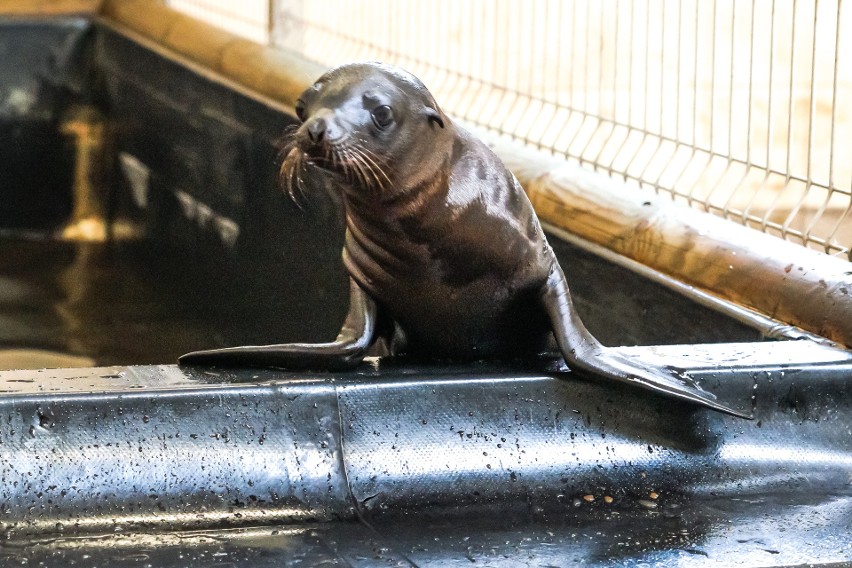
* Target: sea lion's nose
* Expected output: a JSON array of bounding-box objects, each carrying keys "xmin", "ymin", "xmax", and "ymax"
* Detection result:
[
  {"xmin": 304, "ymin": 109, "xmax": 340, "ymax": 144},
  {"xmin": 306, "ymin": 116, "xmax": 326, "ymax": 143}
]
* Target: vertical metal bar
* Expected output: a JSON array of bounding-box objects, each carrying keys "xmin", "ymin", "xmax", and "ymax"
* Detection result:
[
  {"xmin": 659, "ymin": 0, "xmax": 666, "ymax": 139},
  {"xmin": 805, "ymin": 0, "xmax": 842, "ymax": 250},
  {"xmin": 781, "ymin": 0, "xmax": 820, "ymax": 241},
  {"xmin": 613, "ymin": 0, "xmax": 621, "ymax": 125},
  {"xmin": 649, "ymin": 0, "xmax": 674, "ymax": 193},
  {"xmin": 590, "ymin": 0, "xmax": 621, "ymax": 169},
  {"xmin": 776, "ymin": 0, "xmax": 800, "ymax": 230},
  {"xmin": 674, "ymin": 0, "xmax": 682, "ymax": 142},
  {"xmin": 598, "ymin": 0, "xmax": 606, "ymax": 120},
  {"xmin": 565, "ymin": 0, "xmax": 591, "ymax": 155},
  {"xmin": 583, "ymin": 0, "xmax": 591, "ymax": 118},
  {"xmin": 606, "ymin": 0, "xmax": 634, "ymax": 177},
  {"xmin": 536, "ymin": 0, "xmax": 553, "ymax": 150},
  {"xmin": 731, "ymin": 0, "xmax": 757, "ymax": 221},
  {"xmin": 266, "ymin": 0, "xmax": 273, "ymax": 44},
  {"xmin": 471, "ymin": 0, "xmax": 489, "ymax": 126},
  {"xmin": 709, "ymin": 0, "xmax": 718, "ymax": 155},
  {"xmin": 570, "ymin": 0, "xmax": 578, "ymax": 115},
  {"xmin": 692, "ymin": 0, "xmax": 700, "ymax": 150},
  {"xmin": 826, "ymin": 0, "xmax": 850, "ymax": 252},
  {"xmin": 555, "ymin": 0, "xmax": 564, "ymax": 109},
  {"xmin": 409, "ymin": 0, "xmax": 416, "ymax": 66},
  {"xmin": 621, "ymin": 0, "xmax": 652, "ymax": 180},
  {"xmin": 524, "ymin": 0, "xmax": 545, "ymax": 149},
  {"xmin": 474, "ymin": 0, "xmax": 488, "ymax": 123},
  {"xmin": 681, "ymin": 1, "xmax": 703, "ymax": 203},
  {"xmin": 517, "ymin": 0, "xmax": 531, "ymax": 137},
  {"xmin": 637, "ymin": 0, "xmax": 668, "ymax": 191},
  {"xmin": 503, "ymin": 0, "xmax": 515, "ymax": 134},
  {"xmin": 460, "ymin": 0, "xmax": 475, "ymax": 120},
  {"xmin": 584, "ymin": 0, "xmax": 607, "ymax": 163},
  {"xmin": 671, "ymin": 0, "xmax": 700, "ymax": 199},
  {"xmin": 529, "ymin": 0, "xmax": 536, "ymax": 98},
  {"xmin": 728, "ymin": 0, "xmax": 737, "ymax": 159},
  {"xmin": 390, "ymin": 0, "xmax": 398, "ymax": 65},
  {"xmin": 469, "ymin": 0, "xmax": 476, "ymax": 83},
  {"xmin": 644, "ymin": 0, "xmax": 651, "ymax": 137},
  {"xmin": 745, "ymin": 0, "xmax": 776, "ymax": 224},
  {"xmin": 710, "ymin": 0, "xmax": 739, "ymax": 215},
  {"xmin": 694, "ymin": 0, "xmax": 718, "ymax": 210}
]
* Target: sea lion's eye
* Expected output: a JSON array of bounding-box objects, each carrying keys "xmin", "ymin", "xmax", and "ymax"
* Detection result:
[
  {"xmin": 371, "ymin": 105, "xmax": 394, "ymax": 129},
  {"xmin": 294, "ymin": 99, "xmax": 307, "ymax": 122}
]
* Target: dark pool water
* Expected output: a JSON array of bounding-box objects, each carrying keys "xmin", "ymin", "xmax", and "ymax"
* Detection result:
[{"xmin": 0, "ymin": 236, "xmax": 231, "ymax": 368}]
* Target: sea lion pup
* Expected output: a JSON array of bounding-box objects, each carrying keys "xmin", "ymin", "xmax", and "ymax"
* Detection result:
[{"xmin": 180, "ymin": 62, "xmax": 746, "ymax": 418}]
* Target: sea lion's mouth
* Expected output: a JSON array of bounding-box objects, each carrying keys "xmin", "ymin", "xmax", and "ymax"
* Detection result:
[{"xmin": 279, "ymin": 136, "xmax": 391, "ymax": 204}]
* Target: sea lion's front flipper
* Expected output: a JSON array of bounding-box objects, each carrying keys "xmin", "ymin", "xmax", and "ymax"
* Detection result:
[
  {"xmin": 540, "ymin": 263, "xmax": 752, "ymax": 419},
  {"xmin": 178, "ymin": 278, "xmax": 377, "ymax": 370}
]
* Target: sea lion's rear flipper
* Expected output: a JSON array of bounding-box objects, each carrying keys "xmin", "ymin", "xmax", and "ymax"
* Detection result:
[
  {"xmin": 178, "ymin": 279, "xmax": 377, "ymax": 370},
  {"xmin": 540, "ymin": 264, "xmax": 752, "ymax": 419}
]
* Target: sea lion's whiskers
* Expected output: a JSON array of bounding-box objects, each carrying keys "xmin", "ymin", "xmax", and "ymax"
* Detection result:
[
  {"xmin": 293, "ymin": 151, "xmax": 307, "ymax": 208},
  {"xmin": 334, "ymin": 146, "xmax": 356, "ymax": 185},
  {"xmin": 343, "ymin": 146, "xmax": 371, "ymax": 191},
  {"xmin": 336, "ymin": 146, "xmax": 353, "ymax": 184},
  {"xmin": 284, "ymin": 164, "xmax": 296, "ymax": 205},
  {"xmin": 347, "ymin": 146, "xmax": 382, "ymax": 194},
  {"xmin": 356, "ymin": 143, "xmax": 393, "ymax": 177},
  {"xmin": 324, "ymin": 143, "xmax": 335, "ymax": 170},
  {"xmin": 354, "ymin": 143, "xmax": 389, "ymax": 169},
  {"xmin": 355, "ymin": 142, "xmax": 393, "ymax": 192},
  {"xmin": 279, "ymin": 145, "xmax": 306, "ymax": 208},
  {"xmin": 351, "ymin": 145, "xmax": 390, "ymax": 193}
]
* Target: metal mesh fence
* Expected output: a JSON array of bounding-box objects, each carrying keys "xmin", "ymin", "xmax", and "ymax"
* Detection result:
[
  {"xmin": 167, "ymin": 0, "xmax": 270, "ymax": 43},
  {"xmin": 168, "ymin": 0, "xmax": 852, "ymax": 260}
]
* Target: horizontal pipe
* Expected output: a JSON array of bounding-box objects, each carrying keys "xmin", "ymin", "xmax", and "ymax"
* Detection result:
[
  {"xmin": 98, "ymin": 0, "xmax": 852, "ymax": 347},
  {"xmin": 540, "ymin": 221, "xmax": 835, "ymax": 346},
  {"xmin": 0, "ymin": 0, "xmax": 101, "ymax": 16},
  {"xmin": 100, "ymin": 0, "xmax": 324, "ymax": 111}
]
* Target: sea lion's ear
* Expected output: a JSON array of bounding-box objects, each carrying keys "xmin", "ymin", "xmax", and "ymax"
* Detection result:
[{"xmin": 426, "ymin": 108, "xmax": 445, "ymax": 129}]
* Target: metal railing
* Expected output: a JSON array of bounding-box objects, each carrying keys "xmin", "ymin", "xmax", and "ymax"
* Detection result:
[{"xmin": 168, "ymin": 0, "xmax": 852, "ymax": 260}]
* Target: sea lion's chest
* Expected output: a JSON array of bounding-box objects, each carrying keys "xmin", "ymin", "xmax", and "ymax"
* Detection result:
[{"xmin": 342, "ymin": 200, "xmax": 552, "ymax": 357}]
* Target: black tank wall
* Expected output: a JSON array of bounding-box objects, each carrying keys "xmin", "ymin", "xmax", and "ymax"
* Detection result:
[
  {"xmin": 93, "ymin": 24, "xmax": 350, "ymax": 346},
  {"xmin": 0, "ymin": 18, "xmax": 92, "ymax": 230}
]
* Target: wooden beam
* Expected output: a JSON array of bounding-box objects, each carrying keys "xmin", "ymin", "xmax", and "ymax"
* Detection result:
[
  {"xmin": 100, "ymin": 0, "xmax": 324, "ymax": 110},
  {"xmin": 0, "ymin": 0, "xmax": 102, "ymax": 16}
]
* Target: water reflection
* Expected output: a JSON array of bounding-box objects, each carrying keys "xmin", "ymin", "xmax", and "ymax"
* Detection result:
[{"xmin": 0, "ymin": 237, "xmax": 230, "ymax": 368}]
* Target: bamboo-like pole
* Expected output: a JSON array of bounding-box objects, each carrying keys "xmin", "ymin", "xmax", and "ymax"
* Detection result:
[
  {"xmin": 0, "ymin": 0, "xmax": 102, "ymax": 15},
  {"xmin": 88, "ymin": 0, "xmax": 852, "ymax": 346},
  {"xmin": 100, "ymin": 0, "xmax": 324, "ymax": 111}
]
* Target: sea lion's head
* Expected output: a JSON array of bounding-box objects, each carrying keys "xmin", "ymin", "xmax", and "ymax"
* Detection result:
[{"xmin": 280, "ymin": 62, "xmax": 449, "ymax": 203}]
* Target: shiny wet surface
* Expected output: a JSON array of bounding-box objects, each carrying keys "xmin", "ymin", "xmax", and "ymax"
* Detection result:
[
  {"xmin": 5, "ymin": 496, "xmax": 851, "ymax": 568},
  {"xmin": 0, "ymin": 344, "xmax": 850, "ymax": 566}
]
